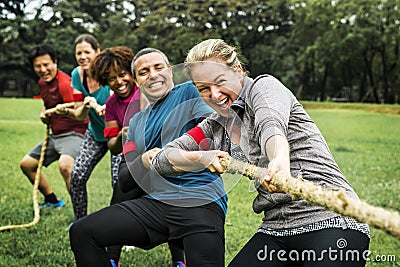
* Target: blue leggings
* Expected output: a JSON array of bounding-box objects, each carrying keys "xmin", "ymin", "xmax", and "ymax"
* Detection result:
[{"xmin": 228, "ymin": 229, "xmax": 370, "ymax": 267}]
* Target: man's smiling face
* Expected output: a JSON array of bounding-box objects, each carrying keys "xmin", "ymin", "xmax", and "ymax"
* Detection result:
[{"xmin": 133, "ymin": 52, "xmax": 173, "ymax": 103}]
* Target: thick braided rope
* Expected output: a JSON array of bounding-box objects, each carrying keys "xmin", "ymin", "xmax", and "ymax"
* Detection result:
[
  {"xmin": 43, "ymin": 101, "xmax": 101, "ymax": 117},
  {"xmin": 220, "ymin": 156, "xmax": 400, "ymax": 240},
  {"xmin": 0, "ymin": 125, "xmax": 49, "ymax": 232},
  {"xmin": 43, "ymin": 102, "xmax": 75, "ymax": 115}
]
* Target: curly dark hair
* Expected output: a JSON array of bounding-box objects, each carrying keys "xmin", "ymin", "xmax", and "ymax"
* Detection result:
[{"xmin": 90, "ymin": 46, "xmax": 134, "ymax": 86}]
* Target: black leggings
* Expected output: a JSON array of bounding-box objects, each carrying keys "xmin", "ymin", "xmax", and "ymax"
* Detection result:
[
  {"xmin": 70, "ymin": 203, "xmax": 224, "ymax": 267},
  {"xmin": 228, "ymin": 228, "xmax": 370, "ymax": 267}
]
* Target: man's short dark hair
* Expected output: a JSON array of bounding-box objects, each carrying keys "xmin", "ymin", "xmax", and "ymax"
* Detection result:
[
  {"xmin": 131, "ymin": 48, "xmax": 170, "ymax": 78},
  {"xmin": 27, "ymin": 44, "xmax": 58, "ymax": 65}
]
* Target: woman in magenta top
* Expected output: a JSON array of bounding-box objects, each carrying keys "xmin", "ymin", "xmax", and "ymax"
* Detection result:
[
  {"xmin": 90, "ymin": 46, "xmax": 142, "ymax": 187},
  {"xmin": 90, "ymin": 46, "xmax": 143, "ymax": 179}
]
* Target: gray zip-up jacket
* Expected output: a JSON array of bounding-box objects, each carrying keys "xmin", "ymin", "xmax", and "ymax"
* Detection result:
[{"xmin": 153, "ymin": 75, "xmax": 361, "ymax": 230}]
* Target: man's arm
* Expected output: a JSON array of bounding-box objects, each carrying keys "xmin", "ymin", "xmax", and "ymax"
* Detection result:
[
  {"xmin": 118, "ymin": 150, "xmax": 150, "ymax": 193},
  {"xmin": 151, "ymin": 148, "xmax": 228, "ymax": 175}
]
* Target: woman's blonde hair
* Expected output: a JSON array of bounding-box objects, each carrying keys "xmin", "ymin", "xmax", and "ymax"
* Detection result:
[{"xmin": 185, "ymin": 39, "xmax": 244, "ymax": 77}]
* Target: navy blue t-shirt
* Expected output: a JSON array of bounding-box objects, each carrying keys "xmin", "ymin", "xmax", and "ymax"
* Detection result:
[{"xmin": 126, "ymin": 81, "xmax": 228, "ymax": 214}]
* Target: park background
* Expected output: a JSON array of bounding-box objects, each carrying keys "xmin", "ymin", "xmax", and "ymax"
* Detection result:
[
  {"xmin": 0, "ymin": 0, "xmax": 399, "ymax": 266},
  {"xmin": 1, "ymin": 0, "xmax": 400, "ymax": 104}
]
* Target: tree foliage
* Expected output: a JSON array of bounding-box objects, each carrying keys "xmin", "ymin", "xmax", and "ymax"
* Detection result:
[{"xmin": 0, "ymin": 0, "xmax": 399, "ymax": 103}]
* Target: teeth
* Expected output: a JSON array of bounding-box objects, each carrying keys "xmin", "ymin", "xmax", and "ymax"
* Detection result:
[
  {"xmin": 149, "ymin": 82, "xmax": 162, "ymax": 88},
  {"xmin": 216, "ymin": 98, "xmax": 228, "ymax": 106},
  {"xmin": 117, "ymin": 85, "xmax": 127, "ymax": 91}
]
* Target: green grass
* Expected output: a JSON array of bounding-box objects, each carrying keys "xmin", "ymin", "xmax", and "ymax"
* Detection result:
[
  {"xmin": 301, "ymin": 101, "xmax": 400, "ymax": 115},
  {"xmin": 0, "ymin": 98, "xmax": 399, "ymax": 266}
]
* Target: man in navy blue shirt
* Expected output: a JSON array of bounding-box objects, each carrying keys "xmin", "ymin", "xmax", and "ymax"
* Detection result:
[{"xmin": 70, "ymin": 48, "xmax": 227, "ymax": 267}]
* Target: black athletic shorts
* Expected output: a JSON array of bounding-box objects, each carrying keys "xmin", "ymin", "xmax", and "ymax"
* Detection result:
[{"xmin": 117, "ymin": 197, "xmax": 225, "ymax": 250}]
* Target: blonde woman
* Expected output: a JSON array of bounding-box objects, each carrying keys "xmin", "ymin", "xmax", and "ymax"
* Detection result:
[{"xmin": 150, "ymin": 39, "xmax": 370, "ymax": 267}]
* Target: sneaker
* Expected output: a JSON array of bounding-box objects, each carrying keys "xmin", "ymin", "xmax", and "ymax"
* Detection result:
[
  {"xmin": 110, "ymin": 259, "xmax": 120, "ymax": 267},
  {"xmin": 172, "ymin": 261, "xmax": 186, "ymax": 267},
  {"xmin": 39, "ymin": 199, "xmax": 65, "ymax": 209},
  {"xmin": 122, "ymin": 245, "xmax": 135, "ymax": 252}
]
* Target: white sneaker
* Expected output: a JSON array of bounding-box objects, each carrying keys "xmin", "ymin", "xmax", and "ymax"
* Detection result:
[{"xmin": 123, "ymin": 246, "xmax": 135, "ymax": 252}]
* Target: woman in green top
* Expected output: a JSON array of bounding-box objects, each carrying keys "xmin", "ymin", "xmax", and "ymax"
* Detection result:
[{"xmin": 66, "ymin": 34, "xmax": 118, "ymax": 222}]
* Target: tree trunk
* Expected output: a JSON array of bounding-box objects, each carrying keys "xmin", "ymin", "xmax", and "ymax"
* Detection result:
[
  {"xmin": 319, "ymin": 64, "xmax": 328, "ymax": 101},
  {"xmin": 363, "ymin": 50, "xmax": 379, "ymax": 103}
]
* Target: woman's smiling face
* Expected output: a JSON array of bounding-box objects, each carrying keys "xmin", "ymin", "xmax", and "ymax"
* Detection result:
[
  {"xmin": 190, "ymin": 59, "xmax": 244, "ymax": 117},
  {"xmin": 107, "ymin": 68, "xmax": 133, "ymax": 98},
  {"xmin": 75, "ymin": 41, "xmax": 99, "ymax": 71}
]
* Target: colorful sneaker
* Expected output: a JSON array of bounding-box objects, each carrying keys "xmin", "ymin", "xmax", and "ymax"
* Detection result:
[
  {"xmin": 172, "ymin": 261, "xmax": 186, "ymax": 267},
  {"xmin": 110, "ymin": 259, "xmax": 120, "ymax": 267},
  {"xmin": 39, "ymin": 199, "xmax": 65, "ymax": 209}
]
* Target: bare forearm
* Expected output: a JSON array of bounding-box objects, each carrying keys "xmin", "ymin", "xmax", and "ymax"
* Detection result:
[
  {"xmin": 265, "ymin": 134, "xmax": 291, "ymax": 175},
  {"xmin": 71, "ymin": 105, "xmax": 90, "ymax": 120},
  {"xmin": 152, "ymin": 148, "xmax": 228, "ymax": 175},
  {"xmin": 107, "ymin": 134, "xmax": 123, "ymax": 155}
]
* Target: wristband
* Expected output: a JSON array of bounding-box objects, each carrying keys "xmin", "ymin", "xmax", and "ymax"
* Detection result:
[{"xmin": 104, "ymin": 126, "xmax": 121, "ymax": 138}]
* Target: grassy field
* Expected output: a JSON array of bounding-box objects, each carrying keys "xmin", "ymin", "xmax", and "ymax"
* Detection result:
[{"xmin": 0, "ymin": 97, "xmax": 399, "ymax": 266}]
